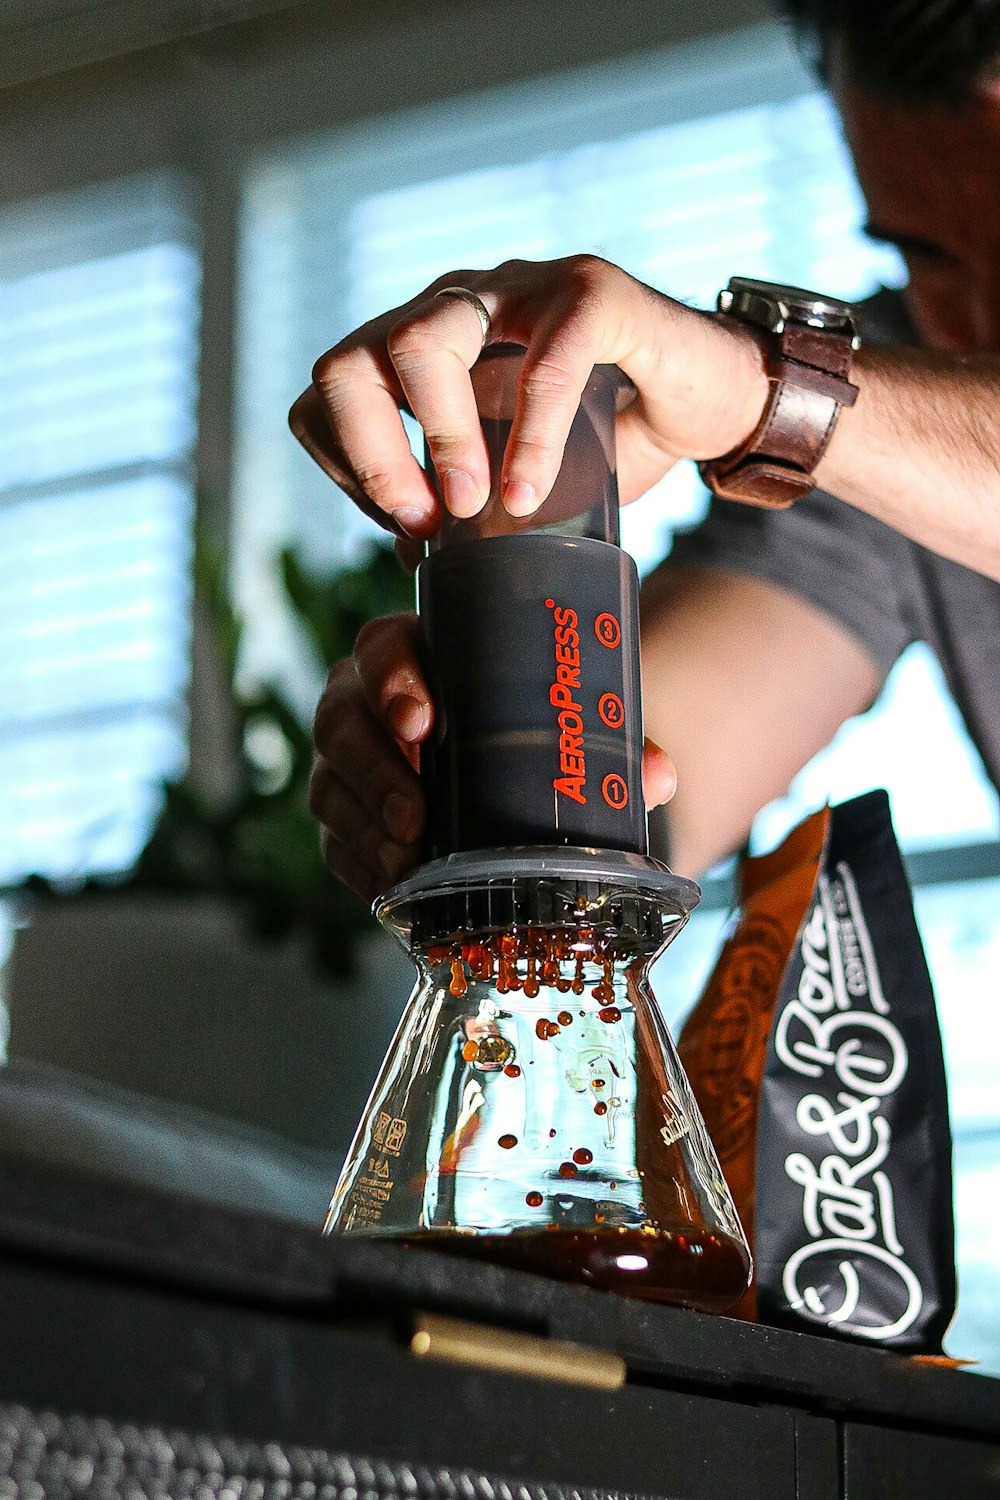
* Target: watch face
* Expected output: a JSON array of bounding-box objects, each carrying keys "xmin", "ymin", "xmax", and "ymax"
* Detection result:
[{"xmin": 720, "ymin": 276, "xmax": 856, "ymax": 332}]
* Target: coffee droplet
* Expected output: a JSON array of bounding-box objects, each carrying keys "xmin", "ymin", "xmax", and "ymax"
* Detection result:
[
  {"xmin": 558, "ymin": 1161, "xmax": 578, "ymax": 1179},
  {"xmin": 557, "ymin": 1011, "xmax": 574, "ymax": 1027},
  {"xmin": 549, "ymin": 1128, "xmax": 557, "ymax": 1138},
  {"xmin": 525, "ymin": 1191, "xmax": 543, "ymax": 1208},
  {"xmin": 591, "ymin": 1078, "xmax": 606, "ymax": 1090},
  {"xmin": 461, "ymin": 1040, "xmax": 479, "ymax": 1062},
  {"xmin": 535, "ymin": 1019, "xmax": 560, "ymax": 1041},
  {"xmin": 598, "ymin": 1006, "xmax": 622, "ymax": 1024},
  {"xmin": 477, "ymin": 1034, "xmax": 514, "ymax": 1067},
  {"xmin": 594, "ymin": 1102, "xmax": 608, "ymax": 1116},
  {"xmin": 504, "ymin": 1063, "xmax": 522, "ymax": 1078},
  {"xmin": 434, "ymin": 925, "xmax": 637, "ymax": 1004},
  {"xmin": 498, "ymin": 1134, "xmax": 518, "ymax": 1150},
  {"xmin": 573, "ymin": 1147, "xmax": 593, "ymax": 1166}
]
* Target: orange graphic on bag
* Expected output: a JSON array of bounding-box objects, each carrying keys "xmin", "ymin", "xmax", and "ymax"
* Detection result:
[{"xmin": 677, "ymin": 808, "xmax": 829, "ymax": 1321}]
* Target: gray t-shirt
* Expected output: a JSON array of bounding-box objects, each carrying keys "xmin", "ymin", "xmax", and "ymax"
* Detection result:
[{"xmin": 666, "ymin": 291, "xmax": 1000, "ymax": 796}]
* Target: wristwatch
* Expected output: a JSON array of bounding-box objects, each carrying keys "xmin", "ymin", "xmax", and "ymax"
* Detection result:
[{"xmin": 698, "ymin": 277, "xmax": 861, "ymax": 509}]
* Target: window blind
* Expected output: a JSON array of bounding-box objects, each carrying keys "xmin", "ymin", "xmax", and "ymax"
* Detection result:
[{"xmin": 0, "ymin": 172, "xmax": 200, "ymax": 884}]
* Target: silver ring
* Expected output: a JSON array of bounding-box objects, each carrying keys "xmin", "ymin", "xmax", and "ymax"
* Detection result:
[{"xmin": 434, "ymin": 285, "xmax": 491, "ymax": 347}]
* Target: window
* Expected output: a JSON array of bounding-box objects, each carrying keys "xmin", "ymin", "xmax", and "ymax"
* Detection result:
[
  {"xmin": 0, "ymin": 171, "xmax": 201, "ymax": 886},
  {"xmin": 234, "ymin": 20, "xmax": 1000, "ymax": 1370}
]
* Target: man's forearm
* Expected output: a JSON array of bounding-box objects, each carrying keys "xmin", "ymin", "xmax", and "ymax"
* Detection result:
[{"xmin": 814, "ymin": 344, "xmax": 1000, "ymax": 579}]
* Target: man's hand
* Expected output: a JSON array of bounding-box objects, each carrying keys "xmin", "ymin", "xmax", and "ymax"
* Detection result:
[
  {"xmin": 311, "ymin": 613, "xmax": 677, "ymax": 902},
  {"xmin": 292, "ymin": 249, "xmax": 1000, "ymax": 591},
  {"xmin": 309, "ymin": 614, "xmax": 428, "ymax": 905},
  {"xmin": 289, "ymin": 255, "xmax": 768, "ymax": 537},
  {"xmin": 295, "ymin": 256, "xmax": 743, "ymax": 901}
]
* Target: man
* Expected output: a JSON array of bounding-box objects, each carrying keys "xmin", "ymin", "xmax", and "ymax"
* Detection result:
[{"xmin": 290, "ymin": 0, "xmax": 1000, "ymax": 899}]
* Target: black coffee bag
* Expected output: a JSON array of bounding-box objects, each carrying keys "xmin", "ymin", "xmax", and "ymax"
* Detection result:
[{"xmin": 754, "ymin": 791, "xmax": 955, "ymax": 1350}]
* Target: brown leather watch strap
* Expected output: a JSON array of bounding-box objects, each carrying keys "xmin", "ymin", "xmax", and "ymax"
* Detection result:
[{"xmin": 699, "ymin": 323, "xmax": 859, "ymax": 509}]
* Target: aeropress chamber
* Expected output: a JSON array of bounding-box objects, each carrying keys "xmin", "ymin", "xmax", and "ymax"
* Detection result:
[{"xmin": 324, "ymin": 345, "xmax": 751, "ymax": 1310}]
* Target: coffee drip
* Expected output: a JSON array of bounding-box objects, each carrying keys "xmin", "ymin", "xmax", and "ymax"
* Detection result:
[{"xmin": 324, "ymin": 347, "xmax": 751, "ymax": 1312}]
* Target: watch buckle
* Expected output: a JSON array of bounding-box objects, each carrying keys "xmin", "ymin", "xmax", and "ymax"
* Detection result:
[{"xmin": 717, "ymin": 286, "xmax": 787, "ymax": 333}]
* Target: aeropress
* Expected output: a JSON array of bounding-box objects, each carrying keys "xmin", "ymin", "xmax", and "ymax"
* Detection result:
[{"xmin": 324, "ymin": 345, "xmax": 752, "ymax": 1311}]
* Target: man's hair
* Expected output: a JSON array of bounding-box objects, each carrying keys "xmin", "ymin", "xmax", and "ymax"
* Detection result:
[{"xmin": 783, "ymin": 0, "xmax": 1000, "ymax": 106}]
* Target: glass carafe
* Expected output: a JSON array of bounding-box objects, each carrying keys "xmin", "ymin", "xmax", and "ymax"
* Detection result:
[{"xmin": 325, "ymin": 858, "xmax": 751, "ymax": 1312}]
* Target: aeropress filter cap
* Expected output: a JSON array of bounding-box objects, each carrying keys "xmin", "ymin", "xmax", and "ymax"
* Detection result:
[{"xmin": 377, "ymin": 845, "xmax": 700, "ymax": 949}]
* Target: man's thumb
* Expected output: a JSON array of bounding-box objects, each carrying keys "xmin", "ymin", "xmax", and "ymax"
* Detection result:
[{"xmin": 641, "ymin": 735, "xmax": 677, "ymax": 809}]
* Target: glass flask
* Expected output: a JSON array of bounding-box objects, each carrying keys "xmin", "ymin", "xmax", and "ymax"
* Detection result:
[{"xmin": 325, "ymin": 852, "xmax": 752, "ymax": 1312}]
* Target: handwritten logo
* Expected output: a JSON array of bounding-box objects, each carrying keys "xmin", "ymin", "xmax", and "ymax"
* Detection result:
[{"xmin": 773, "ymin": 862, "xmax": 920, "ymax": 1341}]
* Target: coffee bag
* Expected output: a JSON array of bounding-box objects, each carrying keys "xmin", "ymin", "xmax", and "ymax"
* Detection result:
[{"xmin": 679, "ymin": 791, "xmax": 955, "ymax": 1351}]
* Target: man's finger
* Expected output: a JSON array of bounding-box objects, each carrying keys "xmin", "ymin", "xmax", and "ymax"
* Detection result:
[
  {"xmin": 311, "ymin": 760, "xmax": 420, "ymax": 886},
  {"xmin": 497, "ymin": 256, "xmax": 643, "ymax": 517},
  {"xmin": 387, "ymin": 293, "xmax": 493, "ymax": 519},
  {"xmin": 641, "ymin": 736, "xmax": 677, "ymax": 809},
  {"xmin": 288, "ymin": 386, "xmax": 405, "ymax": 538},
  {"xmin": 307, "ymin": 341, "xmax": 441, "ymax": 536},
  {"xmin": 500, "ymin": 301, "xmax": 597, "ymax": 517},
  {"xmin": 313, "ymin": 686, "xmax": 426, "ymax": 843},
  {"xmin": 353, "ymin": 614, "xmax": 433, "ymax": 746}
]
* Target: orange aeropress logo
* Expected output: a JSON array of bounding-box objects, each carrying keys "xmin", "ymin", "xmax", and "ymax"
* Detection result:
[{"xmin": 546, "ymin": 599, "xmax": 586, "ymax": 805}]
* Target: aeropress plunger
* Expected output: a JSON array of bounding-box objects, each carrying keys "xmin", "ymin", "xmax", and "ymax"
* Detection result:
[{"xmin": 324, "ymin": 345, "xmax": 751, "ymax": 1310}]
